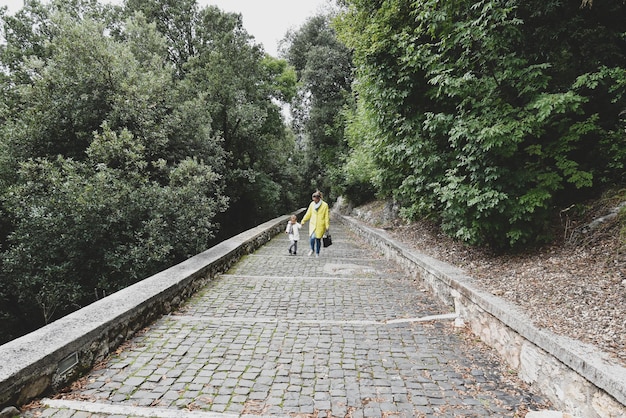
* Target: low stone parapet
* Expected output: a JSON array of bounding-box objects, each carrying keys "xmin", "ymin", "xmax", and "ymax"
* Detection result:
[
  {"xmin": 339, "ymin": 214, "xmax": 626, "ymax": 418},
  {"xmin": 0, "ymin": 210, "xmax": 303, "ymax": 409}
]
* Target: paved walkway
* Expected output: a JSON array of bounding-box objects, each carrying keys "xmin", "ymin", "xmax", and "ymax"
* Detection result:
[{"xmin": 24, "ymin": 221, "xmax": 548, "ymax": 417}]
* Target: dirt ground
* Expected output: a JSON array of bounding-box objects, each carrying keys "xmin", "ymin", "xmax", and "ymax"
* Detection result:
[{"xmin": 346, "ymin": 196, "xmax": 626, "ymax": 367}]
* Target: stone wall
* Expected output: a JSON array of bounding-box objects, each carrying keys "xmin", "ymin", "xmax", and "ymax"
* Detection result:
[
  {"xmin": 339, "ymin": 215, "xmax": 626, "ymax": 418},
  {"xmin": 0, "ymin": 210, "xmax": 303, "ymax": 410}
]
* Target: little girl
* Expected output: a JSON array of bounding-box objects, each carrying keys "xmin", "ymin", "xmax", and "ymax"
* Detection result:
[{"xmin": 285, "ymin": 215, "xmax": 302, "ymax": 255}]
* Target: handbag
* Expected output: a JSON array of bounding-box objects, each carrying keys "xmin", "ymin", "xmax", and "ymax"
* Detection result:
[{"xmin": 322, "ymin": 233, "xmax": 332, "ymax": 247}]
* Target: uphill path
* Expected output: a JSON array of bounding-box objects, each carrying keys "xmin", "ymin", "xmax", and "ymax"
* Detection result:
[{"xmin": 22, "ymin": 221, "xmax": 549, "ymax": 417}]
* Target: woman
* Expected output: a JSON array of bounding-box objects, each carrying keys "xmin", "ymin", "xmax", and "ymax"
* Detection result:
[{"xmin": 300, "ymin": 190, "xmax": 330, "ymax": 257}]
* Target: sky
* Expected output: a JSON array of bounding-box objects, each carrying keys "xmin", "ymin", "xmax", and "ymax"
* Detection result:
[{"xmin": 0, "ymin": 0, "xmax": 331, "ymax": 56}]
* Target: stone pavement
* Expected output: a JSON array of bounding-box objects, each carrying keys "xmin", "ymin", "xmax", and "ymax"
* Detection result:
[{"xmin": 22, "ymin": 222, "xmax": 549, "ymax": 417}]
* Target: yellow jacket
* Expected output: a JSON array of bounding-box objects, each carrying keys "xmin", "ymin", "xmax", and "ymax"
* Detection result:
[{"xmin": 301, "ymin": 200, "xmax": 330, "ymax": 239}]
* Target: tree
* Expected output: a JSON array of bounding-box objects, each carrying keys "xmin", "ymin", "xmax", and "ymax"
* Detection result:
[
  {"xmin": 282, "ymin": 13, "xmax": 354, "ymax": 202},
  {"xmin": 176, "ymin": 5, "xmax": 298, "ymax": 234},
  {"xmin": 336, "ymin": 0, "xmax": 626, "ymax": 249},
  {"xmin": 0, "ymin": 0, "xmax": 304, "ymax": 342},
  {"xmin": 124, "ymin": 0, "xmax": 198, "ymax": 76},
  {"xmin": 0, "ymin": 2, "xmax": 228, "ymax": 341},
  {"xmin": 2, "ymin": 126, "xmax": 227, "ymax": 330}
]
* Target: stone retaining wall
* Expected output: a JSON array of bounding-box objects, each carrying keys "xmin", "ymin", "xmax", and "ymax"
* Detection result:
[
  {"xmin": 0, "ymin": 211, "xmax": 303, "ymax": 410},
  {"xmin": 339, "ymin": 215, "xmax": 626, "ymax": 418}
]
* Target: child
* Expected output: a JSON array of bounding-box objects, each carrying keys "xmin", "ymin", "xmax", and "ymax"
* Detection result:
[{"xmin": 285, "ymin": 215, "xmax": 302, "ymax": 255}]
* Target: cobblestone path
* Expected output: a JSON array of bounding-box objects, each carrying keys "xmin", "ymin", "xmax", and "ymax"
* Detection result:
[{"xmin": 24, "ymin": 221, "xmax": 548, "ymax": 417}]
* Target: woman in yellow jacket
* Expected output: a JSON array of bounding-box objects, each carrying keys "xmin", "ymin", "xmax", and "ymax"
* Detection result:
[{"xmin": 300, "ymin": 190, "xmax": 330, "ymax": 257}]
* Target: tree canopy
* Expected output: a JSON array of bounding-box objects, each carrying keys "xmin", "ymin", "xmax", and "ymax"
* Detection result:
[
  {"xmin": 281, "ymin": 13, "xmax": 354, "ymax": 201},
  {"xmin": 335, "ymin": 0, "xmax": 626, "ymax": 249},
  {"xmin": 0, "ymin": 0, "xmax": 298, "ymax": 342}
]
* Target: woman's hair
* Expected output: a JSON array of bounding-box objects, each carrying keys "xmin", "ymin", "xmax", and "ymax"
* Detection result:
[{"xmin": 312, "ymin": 190, "xmax": 323, "ymax": 199}]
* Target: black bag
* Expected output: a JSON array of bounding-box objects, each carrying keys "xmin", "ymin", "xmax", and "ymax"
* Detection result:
[{"xmin": 322, "ymin": 234, "xmax": 332, "ymax": 247}]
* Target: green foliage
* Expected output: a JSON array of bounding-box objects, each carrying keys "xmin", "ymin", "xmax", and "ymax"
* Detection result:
[
  {"xmin": 338, "ymin": 100, "xmax": 379, "ymax": 205},
  {"xmin": 282, "ymin": 13, "xmax": 354, "ymax": 203},
  {"xmin": 172, "ymin": 5, "xmax": 299, "ymax": 231},
  {"xmin": 1, "ymin": 126, "xmax": 227, "ymax": 327},
  {"xmin": 261, "ymin": 56, "xmax": 298, "ymax": 102},
  {"xmin": 0, "ymin": 0, "xmax": 301, "ymax": 341},
  {"xmin": 337, "ymin": 0, "xmax": 626, "ymax": 249},
  {"xmin": 124, "ymin": 0, "xmax": 199, "ymax": 75}
]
